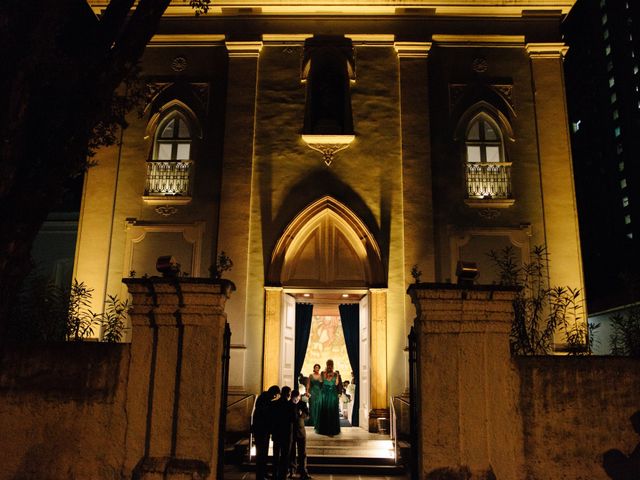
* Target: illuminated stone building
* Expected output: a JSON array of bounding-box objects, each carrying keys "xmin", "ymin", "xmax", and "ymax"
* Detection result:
[{"xmin": 76, "ymin": 0, "xmax": 583, "ymax": 439}]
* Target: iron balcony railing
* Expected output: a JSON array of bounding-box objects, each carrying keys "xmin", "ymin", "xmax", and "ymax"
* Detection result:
[
  {"xmin": 465, "ymin": 162, "xmax": 512, "ymax": 199},
  {"xmin": 145, "ymin": 160, "xmax": 192, "ymax": 196}
]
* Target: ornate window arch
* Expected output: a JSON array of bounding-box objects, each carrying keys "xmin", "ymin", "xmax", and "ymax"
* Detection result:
[
  {"xmin": 456, "ymin": 105, "xmax": 514, "ymax": 206},
  {"xmin": 144, "ymin": 102, "xmax": 199, "ymax": 203}
]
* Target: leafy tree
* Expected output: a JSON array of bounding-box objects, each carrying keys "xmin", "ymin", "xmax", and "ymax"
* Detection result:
[
  {"xmin": 609, "ymin": 308, "xmax": 640, "ymax": 356},
  {"xmin": 0, "ymin": 0, "xmax": 210, "ymax": 345},
  {"xmin": 489, "ymin": 245, "xmax": 592, "ymax": 355}
]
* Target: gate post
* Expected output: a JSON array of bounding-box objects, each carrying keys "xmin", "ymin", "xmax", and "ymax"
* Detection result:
[
  {"xmin": 407, "ymin": 283, "xmax": 524, "ymax": 480},
  {"xmin": 123, "ymin": 278, "xmax": 235, "ymax": 480}
]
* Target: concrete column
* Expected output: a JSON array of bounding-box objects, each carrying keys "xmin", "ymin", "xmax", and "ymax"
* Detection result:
[
  {"xmin": 394, "ymin": 42, "xmax": 436, "ymax": 284},
  {"xmin": 73, "ymin": 142, "xmax": 121, "ymax": 319},
  {"xmin": 369, "ymin": 288, "xmax": 388, "ymax": 430},
  {"xmin": 263, "ymin": 286, "xmax": 283, "ymax": 390},
  {"xmin": 526, "ymin": 43, "xmax": 586, "ymax": 326},
  {"xmin": 408, "ymin": 284, "xmax": 524, "ymax": 480},
  {"xmin": 123, "ymin": 278, "xmax": 235, "ymax": 480},
  {"xmin": 217, "ymin": 41, "xmax": 263, "ymax": 387}
]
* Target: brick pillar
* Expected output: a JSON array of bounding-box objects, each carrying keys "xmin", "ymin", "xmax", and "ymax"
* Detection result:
[
  {"xmin": 407, "ymin": 284, "xmax": 524, "ymax": 480},
  {"xmin": 123, "ymin": 278, "xmax": 235, "ymax": 480}
]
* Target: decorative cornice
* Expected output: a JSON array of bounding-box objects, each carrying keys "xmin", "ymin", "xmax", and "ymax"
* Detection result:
[
  {"xmin": 433, "ymin": 34, "xmax": 525, "ymax": 47},
  {"xmin": 394, "ymin": 41, "xmax": 432, "ymax": 58},
  {"xmin": 150, "ymin": 34, "xmax": 226, "ymax": 47},
  {"xmin": 225, "ymin": 41, "xmax": 264, "ymax": 57},
  {"xmin": 525, "ymin": 43, "xmax": 569, "ymax": 58}
]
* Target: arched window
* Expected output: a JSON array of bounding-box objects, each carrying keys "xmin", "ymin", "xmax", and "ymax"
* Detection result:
[
  {"xmin": 464, "ymin": 114, "xmax": 511, "ymax": 200},
  {"xmin": 145, "ymin": 111, "xmax": 193, "ymax": 198}
]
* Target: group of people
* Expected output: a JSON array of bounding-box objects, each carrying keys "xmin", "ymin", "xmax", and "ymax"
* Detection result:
[
  {"xmin": 306, "ymin": 360, "xmax": 342, "ymax": 436},
  {"xmin": 252, "ymin": 385, "xmax": 311, "ymax": 480},
  {"xmin": 251, "ymin": 359, "xmax": 345, "ymax": 480}
]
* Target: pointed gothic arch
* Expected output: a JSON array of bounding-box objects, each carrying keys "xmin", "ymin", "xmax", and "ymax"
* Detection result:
[{"xmin": 268, "ymin": 196, "xmax": 384, "ymax": 287}]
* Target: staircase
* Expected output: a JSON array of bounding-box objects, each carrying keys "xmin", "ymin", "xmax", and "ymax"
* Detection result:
[{"xmin": 236, "ymin": 427, "xmax": 407, "ymax": 476}]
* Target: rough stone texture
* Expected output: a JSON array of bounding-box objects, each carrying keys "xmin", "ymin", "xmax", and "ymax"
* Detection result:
[
  {"xmin": 517, "ymin": 356, "xmax": 640, "ymax": 480},
  {"xmin": 123, "ymin": 278, "xmax": 234, "ymax": 480},
  {"xmin": 0, "ymin": 343, "xmax": 130, "ymax": 479},
  {"xmin": 0, "ymin": 278, "xmax": 233, "ymax": 480},
  {"xmin": 408, "ymin": 284, "xmax": 525, "ymax": 480}
]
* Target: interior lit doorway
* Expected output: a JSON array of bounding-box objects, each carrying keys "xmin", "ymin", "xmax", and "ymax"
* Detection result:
[{"xmin": 279, "ymin": 289, "xmax": 370, "ymax": 430}]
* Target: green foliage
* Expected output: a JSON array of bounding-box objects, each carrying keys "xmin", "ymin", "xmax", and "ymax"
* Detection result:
[
  {"xmin": 488, "ymin": 245, "xmax": 593, "ymax": 355},
  {"xmin": 8, "ymin": 276, "xmax": 68, "ymax": 342},
  {"xmin": 410, "ymin": 265, "xmax": 422, "ymax": 283},
  {"xmin": 9, "ymin": 278, "xmax": 128, "ymax": 343},
  {"xmin": 67, "ymin": 280, "xmax": 101, "ymax": 340},
  {"xmin": 101, "ymin": 295, "xmax": 130, "ymax": 343},
  {"xmin": 209, "ymin": 251, "xmax": 234, "ymax": 279},
  {"xmin": 609, "ymin": 308, "xmax": 640, "ymax": 356}
]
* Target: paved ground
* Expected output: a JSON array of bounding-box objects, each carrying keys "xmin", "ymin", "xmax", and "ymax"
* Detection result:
[{"xmin": 223, "ymin": 466, "xmax": 410, "ymax": 480}]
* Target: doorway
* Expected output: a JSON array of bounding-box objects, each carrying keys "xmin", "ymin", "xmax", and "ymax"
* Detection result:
[
  {"xmin": 278, "ymin": 289, "xmax": 370, "ymax": 429},
  {"xmin": 264, "ymin": 196, "xmax": 387, "ymax": 432}
]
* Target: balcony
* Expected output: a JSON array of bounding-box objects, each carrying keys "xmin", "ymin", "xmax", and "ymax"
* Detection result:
[
  {"xmin": 465, "ymin": 162, "xmax": 515, "ymax": 208},
  {"xmin": 143, "ymin": 160, "xmax": 192, "ymax": 205}
]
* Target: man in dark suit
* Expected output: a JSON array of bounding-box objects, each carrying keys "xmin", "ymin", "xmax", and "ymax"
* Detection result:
[
  {"xmin": 252, "ymin": 385, "xmax": 280, "ymax": 480},
  {"xmin": 290, "ymin": 390, "xmax": 311, "ymax": 480},
  {"xmin": 272, "ymin": 386, "xmax": 296, "ymax": 480}
]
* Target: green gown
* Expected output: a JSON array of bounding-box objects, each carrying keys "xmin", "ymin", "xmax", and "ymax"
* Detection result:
[
  {"xmin": 314, "ymin": 374, "xmax": 341, "ymax": 435},
  {"xmin": 307, "ymin": 375, "xmax": 323, "ymax": 426}
]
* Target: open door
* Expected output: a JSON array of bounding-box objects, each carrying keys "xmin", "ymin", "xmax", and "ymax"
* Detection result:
[
  {"xmin": 359, "ymin": 293, "xmax": 370, "ymax": 429},
  {"xmin": 279, "ymin": 292, "xmax": 296, "ymax": 387}
]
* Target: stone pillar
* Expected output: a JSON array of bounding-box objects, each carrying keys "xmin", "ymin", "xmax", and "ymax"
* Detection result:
[
  {"xmin": 408, "ymin": 284, "xmax": 524, "ymax": 480},
  {"xmin": 369, "ymin": 288, "xmax": 388, "ymax": 431},
  {"xmin": 123, "ymin": 278, "xmax": 235, "ymax": 480},
  {"xmin": 394, "ymin": 42, "xmax": 436, "ymax": 283},
  {"xmin": 217, "ymin": 41, "xmax": 262, "ymax": 388},
  {"xmin": 526, "ymin": 43, "xmax": 586, "ymax": 329},
  {"xmin": 263, "ymin": 286, "xmax": 282, "ymax": 390},
  {"xmin": 395, "ymin": 42, "xmax": 436, "ymax": 395}
]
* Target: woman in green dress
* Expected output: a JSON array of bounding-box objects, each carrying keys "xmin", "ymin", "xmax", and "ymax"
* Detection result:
[
  {"xmin": 306, "ymin": 363, "xmax": 323, "ymax": 426},
  {"xmin": 314, "ymin": 359, "xmax": 342, "ymax": 436}
]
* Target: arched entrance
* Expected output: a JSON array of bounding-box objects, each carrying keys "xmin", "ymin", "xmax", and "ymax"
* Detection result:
[{"xmin": 263, "ymin": 197, "xmax": 387, "ymax": 430}]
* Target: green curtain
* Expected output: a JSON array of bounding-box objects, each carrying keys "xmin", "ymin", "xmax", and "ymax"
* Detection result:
[
  {"xmin": 294, "ymin": 303, "xmax": 314, "ymax": 391},
  {"xmin": 339, "ymin": 303, "xmax": 359, "ymax": 427}
]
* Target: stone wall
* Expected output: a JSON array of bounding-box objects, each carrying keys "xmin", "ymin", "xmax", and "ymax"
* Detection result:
[
  {"xmin": 0, "ymin": 343, "xmax": 130, "ymax": 480},
  {"xmin": 517, "ymin": 357, "xmax": 640, "ymax": 480}
]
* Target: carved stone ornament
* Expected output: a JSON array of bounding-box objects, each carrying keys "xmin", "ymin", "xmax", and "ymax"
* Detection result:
[
  {"xmin": 155, "ymin": 205, "xmax": 178, "ymax": 217},
  {"xmin": 171, "ymin": 56, "xmax": 188, "ymax": 72},
  {"xmin": 302, "ymin": 135, "xmax": 355, "ymax": 167},
  {"xmin": 477, "ymin": 208, "xmax": 500, "ymax": 219},
  {"xmin": 472, "ymin": 57, "xmax": 488, "ymax": 73}
]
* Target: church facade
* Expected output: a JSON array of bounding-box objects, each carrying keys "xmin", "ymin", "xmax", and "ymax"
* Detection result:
[{"xmin": 76, "ymin": 0, "xmax": 583, "ymax": 429}]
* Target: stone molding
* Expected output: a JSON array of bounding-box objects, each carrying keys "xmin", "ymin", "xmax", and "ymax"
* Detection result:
[
  {"xmin": 525, "ymin": 42, "xmax": 569, "ymax": 58},
  {"xmin": 394, "ymin": 41, "xmax": 432, "ymax": 58},
  {"xmin": 225, "ymin": 41, "xmax": 264, "ymax": 57}
]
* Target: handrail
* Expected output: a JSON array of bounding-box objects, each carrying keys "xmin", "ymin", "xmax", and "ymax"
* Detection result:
[
  {"xmin": 390, "ymin": 395, "xmax": 398, "ymax": 464},
  {"xmin": 226, "ymin": 393, "xmax": 255, "ymax": 410},
  {"xmin": 248, "ymin": 394, "xmax": 258, "ymax": 461}
]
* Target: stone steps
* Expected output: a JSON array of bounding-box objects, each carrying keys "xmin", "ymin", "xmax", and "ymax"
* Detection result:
[{"xmin": 236, "ymin": 430, "xmax": 406, "ymax": 476}]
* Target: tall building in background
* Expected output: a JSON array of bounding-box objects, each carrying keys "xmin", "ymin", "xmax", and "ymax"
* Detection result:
[{"xmin": 564, "ymin": 0, "xmax": 640, "ymax": 314}]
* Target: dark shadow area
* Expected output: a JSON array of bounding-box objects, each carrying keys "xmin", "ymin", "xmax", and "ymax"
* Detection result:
[
  {"xmin": 263, "ymin": 168, "xmax": 385, "ymax": 281},
  {"xmin": 603, "ymin": 410, "xmax": 640, "ymax": 480}
]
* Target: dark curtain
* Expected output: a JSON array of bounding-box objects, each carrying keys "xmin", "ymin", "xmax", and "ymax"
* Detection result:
[
  {"xmin": 294, "ymin": 303, "xmax": 314, "ymax": 391},
  {"xmin": 339, "ymin": 303, "xmax": 359, "ymax": 427}
]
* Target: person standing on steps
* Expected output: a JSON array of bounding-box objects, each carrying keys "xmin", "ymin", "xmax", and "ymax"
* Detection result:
[
  {"xmin": 314, "ymin": 359, "xmax": 342, "ymax": 436},
  {"xmin": 289, "ymin": 390, "xmax": 312, "ymax": 480},
  {"xmin": 306, "ymin": 363, "xmax": 323, "ymax": 426},
  {"xmin": 252, "ymin": 385, "xmax": 280, "ymax": 480},
  {"xmin": 272, "ymin": 386, "xmax": 296, "ymax": 480}
]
